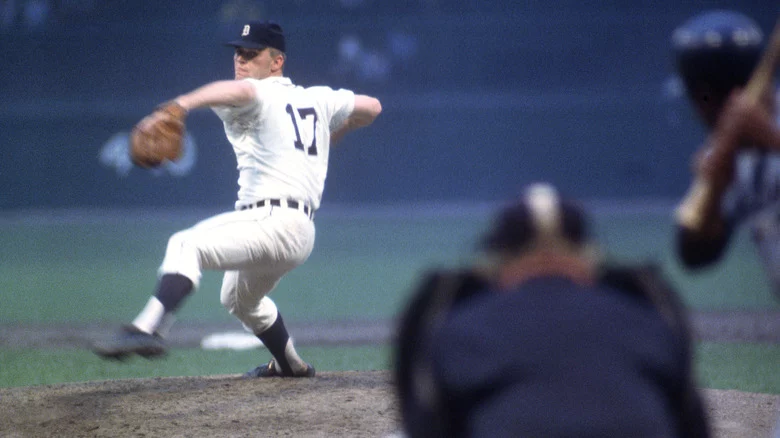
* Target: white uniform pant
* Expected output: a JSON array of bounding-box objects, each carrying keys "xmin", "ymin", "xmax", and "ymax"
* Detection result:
[{"xmin": 158, "ymin": 205, "xmax": 315, "ymax": 334}]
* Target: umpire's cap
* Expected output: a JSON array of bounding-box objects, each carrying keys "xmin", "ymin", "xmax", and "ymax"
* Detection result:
[
  {"xmin": 672, "ymin": 10, "xmax": 764, "ymax": 95},
  {"xmin": 225, "ymin": 21, "xmax": 286, "ymax": 52},
  {"xmin": 481, "ymin": 183, "xmax": 590, "ymax": 254}
]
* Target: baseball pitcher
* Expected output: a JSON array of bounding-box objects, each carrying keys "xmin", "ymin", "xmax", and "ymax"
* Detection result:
[{"xmin": 93, "ymin": 20, "xmax": 382, "ymax": 378}]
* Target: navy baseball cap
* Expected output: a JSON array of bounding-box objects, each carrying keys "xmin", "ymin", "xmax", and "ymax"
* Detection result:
[
  {"xmin": 481, "ymin": 183, "xmax": 590, "ymax": 253},
  {"xmin": 225, "ymin": 21, "xmax": 286, "ymax": 52}
]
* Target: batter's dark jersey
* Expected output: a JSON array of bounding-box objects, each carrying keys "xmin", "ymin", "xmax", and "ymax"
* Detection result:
[{"xmin": 424, "ymin": 276, "xmax": 707, "ymax": 438}]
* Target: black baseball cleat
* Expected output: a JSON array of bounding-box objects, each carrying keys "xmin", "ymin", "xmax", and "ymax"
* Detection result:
[
  {"xmin": 243, "ymin": 359, "xmax": 315, "ymax": 378},
  {"xmin": 92, "ymin": 325, "xmax": 167, "ymax": 360}
]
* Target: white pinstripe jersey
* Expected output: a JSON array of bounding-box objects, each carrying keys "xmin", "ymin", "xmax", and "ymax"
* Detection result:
[
  {"xmin": 723, "ymin": 110, "xmax": 780, "ymax": 225},
  {"xmin": 212, "ymin": 77, "xmax": 355, "ymax": 210},
  {"xmin": 724, "ymin": 151, "xmax": 780, "ymax": 222}
]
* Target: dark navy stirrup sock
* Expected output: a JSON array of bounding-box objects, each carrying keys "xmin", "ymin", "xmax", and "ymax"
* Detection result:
[
  {"xmin": 155, "ymin": 273, "xmax": 194, "ymax": 313},
  {"xmin": 257, "ymin": 312, "xmax": 295, "ymax": 375}
]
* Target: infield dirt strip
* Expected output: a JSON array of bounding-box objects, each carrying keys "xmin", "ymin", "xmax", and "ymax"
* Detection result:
[
  {"xmin": 1, "ymin": 313, "xmax": 778, "ymax": 437},
  {"xmin": 0, "ymin": 372, "xmax": 777, "ymax": 437}
]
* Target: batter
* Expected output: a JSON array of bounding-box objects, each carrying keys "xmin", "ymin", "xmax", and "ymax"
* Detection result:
[{"xmin": 672, "ymin": 11, "xmax": 780, "ymax": 300}]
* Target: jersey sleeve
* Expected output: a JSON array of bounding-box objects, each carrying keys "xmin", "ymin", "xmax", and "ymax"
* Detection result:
[
  {"xmin": 211, "ymin": 79, "xmax": 263, "ymax": 121},
  {"xmin": 307, "ymin": 86, "xmax": 355, "ymax": 131}
]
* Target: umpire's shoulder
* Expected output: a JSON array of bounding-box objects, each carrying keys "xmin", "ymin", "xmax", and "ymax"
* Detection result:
[
  {"xmin": 598, "ymin": 262, "xmax": 660, "ymax": 294},
  {"xmin": 419, "ymin": 267, "xmax": 491, "ymax": 306}
]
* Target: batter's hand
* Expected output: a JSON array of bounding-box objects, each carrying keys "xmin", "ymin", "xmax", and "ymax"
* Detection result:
[
  {"xmin": 676, "ymin": 89, "xmax": 780, "ymax": 234},
  {"xmin": 717, "ymin": 89, "xmax": 780, "ymax": 151},
  {"xmin": 696, "ymin": 90, "xmax": 780, "ymax": 187},
  {"xmin": 130, "ymin": 101, "xmax": 188, "ymax": 168}
]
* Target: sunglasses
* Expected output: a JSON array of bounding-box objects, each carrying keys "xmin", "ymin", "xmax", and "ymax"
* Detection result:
[{"xmin": 235, "ymin": 47, "xmax": 263, "ymax": 61}]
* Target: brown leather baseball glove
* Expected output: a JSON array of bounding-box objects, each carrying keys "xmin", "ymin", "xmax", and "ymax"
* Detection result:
[{"xmin": 129, "ymin": 101, "xmax": 188, "ymax": 168}]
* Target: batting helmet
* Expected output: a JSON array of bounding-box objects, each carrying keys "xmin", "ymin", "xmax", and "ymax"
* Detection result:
[{"xmin": 672, "ymin": 10, "xmax": 764, "ymax": 96}]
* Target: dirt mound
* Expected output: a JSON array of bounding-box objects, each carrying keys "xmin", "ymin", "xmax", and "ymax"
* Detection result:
[{"xmin": 0, "ymin": 371, "xmax": 776, "ymax": 438}]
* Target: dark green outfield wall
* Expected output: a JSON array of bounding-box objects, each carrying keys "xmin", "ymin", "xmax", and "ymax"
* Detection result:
[{"xmin": 1, "ymin": 0, "xmax": 776, "ymax": 208}]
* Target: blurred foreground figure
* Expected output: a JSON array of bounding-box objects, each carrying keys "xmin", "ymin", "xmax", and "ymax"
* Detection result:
[
  {"xmin": 395, "ymin": 183, "xmax": 710, "ymax": 438},
  {"xmin": 672, "ymin": 10, "xmax": 780, "ymax": 299}
]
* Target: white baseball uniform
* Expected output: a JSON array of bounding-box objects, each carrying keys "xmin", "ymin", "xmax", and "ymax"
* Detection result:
[
  {"xmin": 722, "ymin": 147, "xmax": 780, "ymax": 298},
  {"xmin": 710, "ymin": 109, "xmax": 780, "ymax": 299},
  {"xmin": 157, "ymin": 76, "xmax": 355, "ymax": 333}
]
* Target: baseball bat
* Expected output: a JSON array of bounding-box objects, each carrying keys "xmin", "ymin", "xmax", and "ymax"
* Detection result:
[{"xmin": 675, "ymin": 16, "xmax": 780, "ymax": 232}]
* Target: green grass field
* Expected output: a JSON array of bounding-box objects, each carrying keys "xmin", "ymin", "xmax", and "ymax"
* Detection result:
[
  {"xmin": 0, "ymin": 206, "xmax": 778, "ymax": 390},
  {"xmin": 2, "ymin": 343, "xmax": 779, "ymax": 393}
]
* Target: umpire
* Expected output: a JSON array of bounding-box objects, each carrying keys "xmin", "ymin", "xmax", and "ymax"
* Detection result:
[{"xmin": 394, "ymin": 183, "xmax": 709, "ymax": 438}]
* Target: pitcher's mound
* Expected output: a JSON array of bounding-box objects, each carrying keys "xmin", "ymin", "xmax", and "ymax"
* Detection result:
[{"xmin": 0, "ymin": 371, "xmax": 776, "ymax": 438}]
